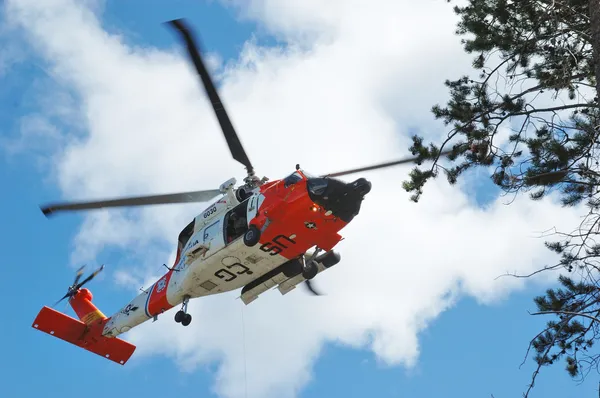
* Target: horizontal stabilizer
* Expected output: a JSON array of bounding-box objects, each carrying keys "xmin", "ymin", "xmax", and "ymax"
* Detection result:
[{"xmin": 32, "ymin": 306, "xmax": 136, "ymax": 365}]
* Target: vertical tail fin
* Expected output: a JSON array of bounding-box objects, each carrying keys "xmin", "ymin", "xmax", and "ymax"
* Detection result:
[{"xmin": 69, "ymin": 288, "xmax": 106, "ymax": 324}]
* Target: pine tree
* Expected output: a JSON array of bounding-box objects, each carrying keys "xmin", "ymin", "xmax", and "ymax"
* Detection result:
[{"xmin": 403, "ymin": 0, "xmax": 600, "ymax": 395}]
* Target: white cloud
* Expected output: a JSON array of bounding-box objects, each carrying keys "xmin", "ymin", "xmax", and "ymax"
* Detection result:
[{"xmin": 6, "ymin": 0, "xmax": 586, "ymax": 397}]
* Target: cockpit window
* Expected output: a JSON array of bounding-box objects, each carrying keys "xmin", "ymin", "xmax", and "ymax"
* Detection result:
[
  {"xmin": 283, "ymin": 172, "xmax": 303, "ymax": 187},
  {"xmin": 307, "ymin": 178, "xmax": 328, "ymax": 195},
  {"xmin": 177, "ymin": 219, "xmax": 195, "ymax": 251}
]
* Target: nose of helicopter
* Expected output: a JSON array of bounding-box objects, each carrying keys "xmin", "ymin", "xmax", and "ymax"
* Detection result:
[
  {"xmin": 306, "ymin": 176, "xmax": 371, "ymax": 222},
  {"xmin": 350, "ymin": 177, "xmax": 372, "ymax": 196}
]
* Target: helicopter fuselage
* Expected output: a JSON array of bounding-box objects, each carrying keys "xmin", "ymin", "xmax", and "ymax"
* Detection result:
[
  {"xmin": 101, "ymin": 170, "xmax": 370, "ymax": 338},
  {"xmin": 31, "ymin": 17, "xmax": 424, "ymax": 366}
]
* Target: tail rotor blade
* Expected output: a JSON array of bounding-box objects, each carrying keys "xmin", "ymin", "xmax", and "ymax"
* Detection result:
[
  {"xmin": 53, "ymin": 293, "xmax": 71, "ymax": 308},
  {"xmin": 75, "ymin": 264, "xmax": 105, "ymax": 291},
  {"xmin": 73, "ymin": 265, "xmax": 85, "ymax": 287},
  {"xmin": 53, "ymin": 265, "xmax": 105, "ymax": 307}
]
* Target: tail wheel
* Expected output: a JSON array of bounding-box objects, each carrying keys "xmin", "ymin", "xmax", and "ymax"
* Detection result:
[{"xmin": 243, "ymin": 225, "xmax": 261, "ymax": 247}]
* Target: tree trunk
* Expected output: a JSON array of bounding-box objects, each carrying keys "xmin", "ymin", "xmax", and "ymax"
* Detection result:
[{"xmin": 590, "ymin": 0, "xmax": 600, "ymax": 101}]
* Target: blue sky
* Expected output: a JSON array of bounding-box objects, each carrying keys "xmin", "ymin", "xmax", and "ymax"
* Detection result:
[{"xmin": 1, "ymin": 1, "xmax": 597, "ymax": 397}]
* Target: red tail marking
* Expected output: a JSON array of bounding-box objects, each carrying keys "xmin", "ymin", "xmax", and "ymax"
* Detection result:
[
  {"xmin": 69, "ymin": 288, "xmax": 106, "ymax": 324},
  {"xmin": 32, "ymin": 306, "xmax": 136, "ymax": 365}
]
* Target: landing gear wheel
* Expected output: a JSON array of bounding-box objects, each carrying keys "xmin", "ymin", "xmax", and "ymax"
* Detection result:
[
  {"xmin": 174, "ymin": 310, "xmax": 186, "ymax": 323},
  {"xmin": 302, "ymin": 260, "xmax": 318, "ymax": 280},
  {"xmin": 175, "ymin": 295, "xmax": 191, "ymax": 326},
  {"xmin": 181, "ymin": 313, "xmax": 192, "ymax": 326},
  {"xmin": 243, "ymin": 225, "xmax": 261, "ymax": 247}
]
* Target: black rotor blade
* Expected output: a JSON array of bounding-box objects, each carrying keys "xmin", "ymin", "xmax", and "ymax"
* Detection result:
[
  {"xmin": 304, "ymin": 280, "xmax": 322, "ymax": 296},
  {"xmin": 53, "ymin": 265, "xmax": 105, "ymax": 306},
  {"xmin": 41, "ymin": 189, "xmax": 221, "ymax": 217},
  {"xmin": 166, "ymin": 19, "xmax": 254, "ymax": 174},
  {"xmin": 54, "ymin": 265, "xmax": 87, "ymax": 306},
  {"xmin": 73, "ymin": 265, "xmax": 85, "ymax": 286},
  {"xmin": 53, "ymin": 293, "xmax": 71, "ymax": 307},
  {"xmin": 75, "ymin": 264, "xmax": 105, "ymax": 291},
  {"xmin": 321, "ymin": 149, "xmax": 454, "ymax": 178}
]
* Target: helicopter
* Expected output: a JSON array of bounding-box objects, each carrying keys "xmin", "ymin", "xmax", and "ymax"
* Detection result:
[{"xmin": 31, "ymin": 19, "xmax": 453, "ymax": 366}]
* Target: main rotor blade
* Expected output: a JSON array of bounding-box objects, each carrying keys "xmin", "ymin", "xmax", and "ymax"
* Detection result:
[
  {"xmin": 304, "ymin": 280, "xmax": 322, "ymax": 296},
  {"xmin": 166, "ymin": 19, "xmax": 254, "ymax": 175},
  {"xmin": 41, "ymin": 189, "xmax": 221, "ymax": 217},
  {"xmin": 321, "ymin": 149, "xmax": 454, "ymax": 178}
]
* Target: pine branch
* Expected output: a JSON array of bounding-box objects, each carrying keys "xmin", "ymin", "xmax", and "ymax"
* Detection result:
[{"xmin": 530, "ymin": 310, "xmax": 600, "ymax": 324}]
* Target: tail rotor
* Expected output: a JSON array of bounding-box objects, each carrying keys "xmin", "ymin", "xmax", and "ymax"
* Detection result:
[{"xmin": 54, "ymin": 265, "xmax": 105, "ymax": 306}]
